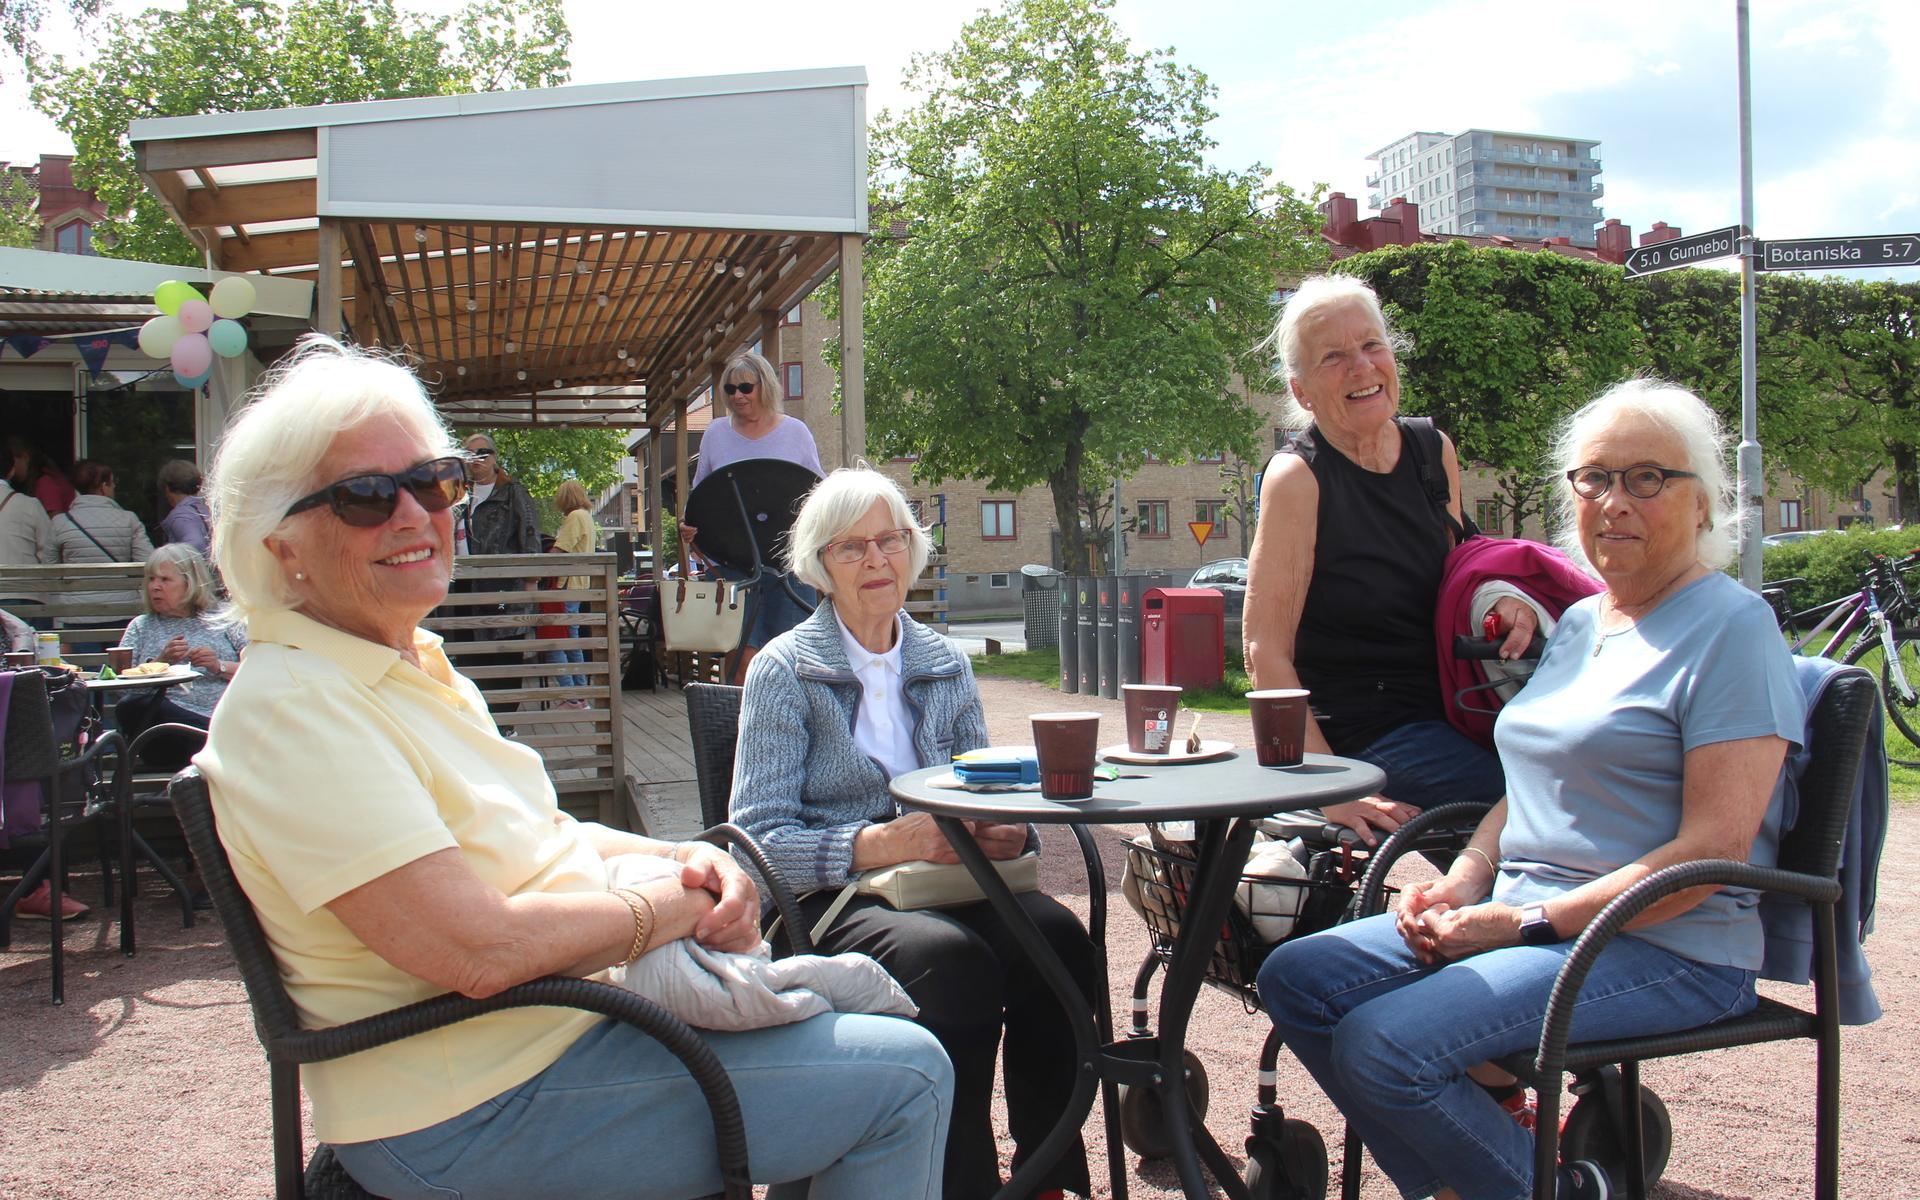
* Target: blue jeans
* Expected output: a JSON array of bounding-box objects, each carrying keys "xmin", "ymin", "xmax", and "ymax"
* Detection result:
[
  {"xmin": 1258, "ymin": 914, "xmax": 1755, "ymax": 1200},
  {"xmin": 714, "ymin": 563, "xmax": 817, "ymax": 650},
  {"xmin": 1355, "ymin": 720, "xmax": 1507, "ymax": 810},
  {"xmin": 541, "ymin": 601, "xmax": 586, "ymax": 688},
  {"xmin": 333, "ymin": 1012, "xmax": 952, "ymax": 1200}
]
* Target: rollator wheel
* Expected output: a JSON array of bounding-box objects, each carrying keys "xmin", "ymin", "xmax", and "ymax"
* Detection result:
[
  {"xmin": 1116, "ymin": 1050, "xmax": 1210, "ymax": 1159},
  {"xmin": 1243, "ymin": 1118, "xmax": 1329, "ymax": 1200},
  {"xmin": 1560, "ymin": 1087, "xmax": 1672, "ymax": 1193}
]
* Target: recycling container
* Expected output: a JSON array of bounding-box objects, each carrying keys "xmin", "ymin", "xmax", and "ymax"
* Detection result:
[{"xmin": 1139, "ymin": 587, "xmax": 1225, "ymax": 690}]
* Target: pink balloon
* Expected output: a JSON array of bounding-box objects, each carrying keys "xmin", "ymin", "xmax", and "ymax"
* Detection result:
[
  {"xmin": 178, "ymin": 299, "xmax": 214, "ymax": 334},
  {"xmin": 171, "ymin": 332, "xmax": 213, "ymax": 378}
]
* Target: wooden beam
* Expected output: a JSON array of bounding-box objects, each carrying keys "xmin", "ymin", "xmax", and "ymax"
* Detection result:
[
  {"xmin": 217, "ymin": 229, "xmax": 318, "ymax": 273},
  {"xmin": 315, "ymin": 219, "xmax": 345, "ymax": 336},
  {"xmin": 674, "ymin": 398, "xmax": 689, "ymax": 519},
  {"xmin": 184, "ymin": 178, "xmax": 316, "ymax": 229},
  {"xmin": 838, "ymin": 232, "xmax": 866, "ymax": 464},
  {"xmin": 135, "ymin": 129, "xmax": 317, "ymax": 174}
]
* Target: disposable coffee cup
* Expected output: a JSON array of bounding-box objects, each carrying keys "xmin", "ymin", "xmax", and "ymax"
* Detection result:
[
  {"xmin": 1031, "ymin": 711, "xmax": 1102, "ymax": 799},
  {"xmin": 106, "ymin": 647, "xmax": 134, "ymax": 672},
  {"xmin": 1247, "ymin": 689, "xmax": 1311, "ymax": 767},
  {"xmin": 1122, "ymin": 684, "xmax": 1183, "ymax": 754},
  {"xmin": 4, "ymin": 651, "xmax": 33, "ymax": 669}
]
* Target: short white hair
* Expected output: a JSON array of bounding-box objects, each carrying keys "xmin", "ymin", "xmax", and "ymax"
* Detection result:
[
  {"xmin": 1260, "ymin": 275, "xmax": 1404, "ymax": 430},
  {"xmin": 1550, "ymin": 378, "xmax": 1738, "ymax": 570},
  {"xmin": 785, "ymin": 467, "xmax": 931, "ymax": 596},
  {"xmin": 206, "ymin": 336, "xmax": 456, "ymax": 625}
]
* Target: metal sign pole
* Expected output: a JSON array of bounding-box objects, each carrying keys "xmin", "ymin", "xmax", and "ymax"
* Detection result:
[{"xmin": 1735, "ymin": 0, "xmax": 1763, "ymax": 591}]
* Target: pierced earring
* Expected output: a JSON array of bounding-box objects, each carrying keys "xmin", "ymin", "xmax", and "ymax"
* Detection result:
[{"xmin": 294, "ymin": 572, "xmax": 306, "ymax": 581}]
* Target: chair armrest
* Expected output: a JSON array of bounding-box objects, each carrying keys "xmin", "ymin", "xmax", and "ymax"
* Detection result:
[
  {"xmin": 1533, "ymin": 859, "xmax": 1840, "ymax": 1075},
  {"xmin": 278, "ymin": 976, "xmax": 751, "ymax": 1197},
  {"xmin": 694, "ymin": 822, "xmax": 814, "ymax": 955},
  {"xmin": 59, "ymin": 726, "xmax": 125, "ymax": 776},
  {"xmin": 1352, "ymin": 801, "xmax": 1494, "ymax": 918}
]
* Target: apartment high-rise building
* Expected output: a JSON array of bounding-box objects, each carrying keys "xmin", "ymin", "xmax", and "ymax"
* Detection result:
[{"xmin": 1366, "ymin": 129, "xmax": 1604, "ymax": 247}]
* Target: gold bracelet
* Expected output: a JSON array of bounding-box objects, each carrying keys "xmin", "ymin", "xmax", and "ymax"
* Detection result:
[
  {"xmin": 1462, "ymin": 846, "xmax": 1498, "ymax": 875},
  {"xmin": 611, "ymin": 887, "xmax": 656, "ymax": 967}
]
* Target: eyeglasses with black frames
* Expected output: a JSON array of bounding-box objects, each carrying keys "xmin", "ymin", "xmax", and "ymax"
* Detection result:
[
  {"xmin": 1566, "ymin": 464, "xmax": 1699, "ymax": 501},
  {"xmin": 284, "ymin": 456, "xmax": 470, "ymax": 528},
  {"xmin": 822, "ymin": 528, "xmax": 914, "ymax": 565}
]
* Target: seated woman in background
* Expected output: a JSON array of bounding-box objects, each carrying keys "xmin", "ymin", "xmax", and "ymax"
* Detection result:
[
  {"xmin": 113, "ymin": 544, "xmax": 246, "ymax": 767},
  {"xmin": 1258, "ymin": 380, "xmax": 1805, "ymax": 1200}
]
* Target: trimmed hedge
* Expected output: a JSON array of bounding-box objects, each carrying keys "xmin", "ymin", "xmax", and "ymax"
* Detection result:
[{"xmin": 1758, "ymin": 526, "xmax": 1920, "ymax": 613}]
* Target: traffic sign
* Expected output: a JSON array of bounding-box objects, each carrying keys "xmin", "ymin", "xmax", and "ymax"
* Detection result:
[
  {"xmin": 1187, "ymin": 521, "xmax": 1214, "ymax": 547},
  {"xmin": 1622, "ymin": 225, "xmax": 1747, "ymax": 278},
  {"xmin": 1756, "ymin": 234, "xmax": 1920, "ymax": 272}
]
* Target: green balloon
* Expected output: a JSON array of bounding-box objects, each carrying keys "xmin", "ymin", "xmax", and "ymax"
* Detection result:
[
  {"xmin": 207, "ymin": 318, "xmax": 248, "ymax": 359},
  {"xmin": 154, "ymin": 280, "xmax": 198, "ymax": 315}
]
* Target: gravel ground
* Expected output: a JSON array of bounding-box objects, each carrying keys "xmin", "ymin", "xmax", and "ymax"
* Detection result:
[{"xmin": 2, "ymin": 673, "xmax": 1914, "ymax": 1198}]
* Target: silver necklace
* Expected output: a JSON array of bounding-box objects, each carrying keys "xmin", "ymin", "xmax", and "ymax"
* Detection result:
[{"xmin": 1591, "ymin": 595, "xmax": 1643, "ymax": 656}]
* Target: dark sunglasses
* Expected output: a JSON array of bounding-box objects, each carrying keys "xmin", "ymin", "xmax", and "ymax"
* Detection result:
[
  {"xmin": 284, "ymin": 456, "xmax": 470, "ymax": 528},
  {"xmin": 722, "ymin": 381, "xmax": 756, "ymax": 396},
  {"xmin": 467, "ymin": 447, "xmax": 495, "ymax": 459}
]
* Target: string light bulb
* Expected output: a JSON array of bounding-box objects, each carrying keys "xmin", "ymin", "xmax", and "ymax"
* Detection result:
[
  {"xmin": 615, "ymin": 347, "xmax": 628, "ymax": 360},
  {"xmin": 504, "ymin": 341, "xmax": 518, "ymax": 354},
  {"xmin": 596, "ymin": 293, "xmax": 610, "ymax": 308},
  {"xmin": 516, "ymin": 369, "xmax": 527, "ymax": 381},
  {"xmin": 574, "ymin": 259, "xmax": 592, "ymax": 275},
  {"xmin": 413, "ymin": 226, "xmax": 428, "ymax": 244},
  {"xmin": 731, "ymin": 264, "xmax": 746, "ymax": 279},
  {"xmin": 712, "ymin": 259, "xmax": 728, "ymax": 275},
  {"xmin": 455, "ymin": 364, "xmax": 467, "ymax": 376},
  {"xmin": 553, "ymin": 378, "xmax": 564, "ymax": 389},
  {"xmin": 465, "ymin": 296, "xmax": 478, "ymax": 313}
]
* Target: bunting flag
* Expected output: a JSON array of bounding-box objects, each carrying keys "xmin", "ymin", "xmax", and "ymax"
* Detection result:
[
  {"xmin": 0, "ymin": 328, "xmax": 144, "ymax": 376},
  {"xmin": 2, "ymin": 334, "xmax": 51, "ymax": 360}
]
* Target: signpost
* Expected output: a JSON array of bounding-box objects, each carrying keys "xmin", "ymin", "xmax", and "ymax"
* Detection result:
[
  {"xmin": 1622, "ymin": 224, "xmax": 1747, "ymax": 278},
  {"xmin": 1756, "ymin": 235, "xmax": 1920, "ymax": 273},
  {"xmin": 1187, "ymin": 521, "xmax": 1214, "ymax": 547}
]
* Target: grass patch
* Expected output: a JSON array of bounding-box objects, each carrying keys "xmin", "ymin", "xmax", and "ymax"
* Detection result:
[{"xmin": 970, "ymin": 648, "xmax": 1255, "ymax": 713}]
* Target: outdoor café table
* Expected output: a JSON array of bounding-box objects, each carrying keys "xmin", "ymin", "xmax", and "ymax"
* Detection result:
[
  {"xmin": 85, "ymin": 666, "xmax": 202, "ymax": 951},
  {"xmin": 890, "ymin": 750, "xmax": 1386, "ymax": 1200}
]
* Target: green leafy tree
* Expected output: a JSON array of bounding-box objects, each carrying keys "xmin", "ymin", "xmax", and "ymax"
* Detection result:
[
  {"xmin": 862, "ymin": 0, "xmax": 1325, "ymax": 573},
  {"xmin": 0, "ymin": 167, "xmax": 40, "ymax": 248},
  {"xmin": 1335, "ymin": 241, "xmax": 1641, "ymax": 536},
  {"xmin": 2, "ymin": 0, "xmax": 100, "ymax": 82},
  {"xmin": 30, "ymin": 0, "xmax": 570, "ymax": 266}
]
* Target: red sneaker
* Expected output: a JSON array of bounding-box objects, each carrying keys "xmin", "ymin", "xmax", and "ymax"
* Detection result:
[{"xmin": 13, "ymin": 881, "xmax": 90, "ymax": 920}]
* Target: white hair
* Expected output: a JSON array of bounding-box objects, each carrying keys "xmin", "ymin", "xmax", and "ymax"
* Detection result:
[
  {"xmin": 785, "ymin": 467, "xmax": 931, "ymax": 596},
  {"xmin": 206, "ymin": 335, "xmax": 456, "ymax": 625},
  {"xmin": 143, "ymin": 543, "xmax": 222, "ymax": 618},
  {"xmin": 1260, "ymin": 275, "xmax": 1405, "ymax": 429},
  {"xmin": 1549, "ymin": 378, "xmax": 1739, "ymax": 570}
]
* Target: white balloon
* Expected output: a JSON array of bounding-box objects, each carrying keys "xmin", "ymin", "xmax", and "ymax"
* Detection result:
[
  {"xmin": 209, "ymin": 276, "xmax": 257, "ymax": 319},
  {"xmin": 138, "ymin": 314, "xmax": 184, "ymax": 359}
]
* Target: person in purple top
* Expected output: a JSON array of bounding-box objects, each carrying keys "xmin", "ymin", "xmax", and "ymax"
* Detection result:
[
  {"xmin": 680, "ymin": 350, "xmax": 824, "ymax": 681},
  {"xmin": 156, "ymin": 459, "xmax": 213, "ymax": 557}
]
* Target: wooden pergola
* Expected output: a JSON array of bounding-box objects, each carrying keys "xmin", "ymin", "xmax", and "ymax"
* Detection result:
[{"xmin": 127, "ymin": 68, "xmax": 870, "ymax": 461}]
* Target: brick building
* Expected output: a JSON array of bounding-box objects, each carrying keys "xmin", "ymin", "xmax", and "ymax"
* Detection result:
[{"xmin": 1, "ymin": 155, "xmax": 107, "ymax": 255}]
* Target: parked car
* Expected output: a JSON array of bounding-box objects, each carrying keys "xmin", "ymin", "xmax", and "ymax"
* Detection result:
[
  {"xmin": 1187, "ymin": 557, "xmax": 1248, "ymax": 652},
  {"xmin": 1762, "ymin": 529, "xmax": 1833, "ymax": 547}
]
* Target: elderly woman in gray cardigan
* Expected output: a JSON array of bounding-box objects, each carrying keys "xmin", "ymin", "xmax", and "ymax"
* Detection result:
[{"xmin": 731, "ymin": 467, "xmax": 1096, "ymax": 1200}]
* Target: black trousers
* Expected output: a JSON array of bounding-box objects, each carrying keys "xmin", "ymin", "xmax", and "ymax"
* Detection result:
[
  {"xmin": 111, "ymin": 689, "xmax": 209, "ymax": 768},
  {"xmin": 796, "ymin": 887, "xmax": 1097, "ymax": 1200}
]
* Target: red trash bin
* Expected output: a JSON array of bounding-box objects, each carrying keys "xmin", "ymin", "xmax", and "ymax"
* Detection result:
[{"xmin": 1139, "ymin": 587, "xmax": 1224, "ymax": 689}]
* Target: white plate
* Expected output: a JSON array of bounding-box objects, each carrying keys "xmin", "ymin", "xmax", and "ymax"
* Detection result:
[{"xmin": 1101, "ymin": 739, "xmax": 1236, "ymax": 765}]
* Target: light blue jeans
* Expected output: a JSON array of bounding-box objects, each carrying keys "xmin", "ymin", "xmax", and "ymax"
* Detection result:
[
  {"xmin": 541, "ymin": 601, "xmax": 587, "ymax": 689},
  {"xmin": 1353, "ymin": 719, "xmax": 1507, "ymax": 810},
  {"xmin": 332, "ymin": 1012, "xmax": 953, "ymax": 1200},
  {"xmin": 1258, "ymin": 912, "xmax": 1756, "ymax": 1200}
]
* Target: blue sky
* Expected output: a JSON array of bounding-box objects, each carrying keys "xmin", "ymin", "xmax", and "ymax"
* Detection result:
[{"xmin": 5, "ymin": 0, "xmax": 1913, "ymax": 278}]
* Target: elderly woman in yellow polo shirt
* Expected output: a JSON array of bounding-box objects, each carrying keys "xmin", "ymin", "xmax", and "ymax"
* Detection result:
[{"xmin": 193, "ymin": 337, "xmax": 951, "ymax": 1200}]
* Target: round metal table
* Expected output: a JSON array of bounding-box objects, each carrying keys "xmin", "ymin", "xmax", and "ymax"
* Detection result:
[{"xmin": 890, "ymin": 750, "xmax": 1386, "ymax": 1200}]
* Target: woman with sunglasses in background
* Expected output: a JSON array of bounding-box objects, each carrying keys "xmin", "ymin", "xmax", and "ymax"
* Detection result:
[
  {"xmin": 192, "ymin": 338, "xmax": 953, "ymax": 1200},
  {"xmin": 731, "ymin": 467, "xmax": 1097, "ymax": 1200},
  {"xmin": 679, "ymin": 350, "xmax": 825, "ymax": 680}
]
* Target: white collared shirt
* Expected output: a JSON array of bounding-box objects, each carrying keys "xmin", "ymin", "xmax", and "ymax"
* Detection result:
[{"xmin": 836, "ymin": 610, "xmax": 918, "ymax": 780}]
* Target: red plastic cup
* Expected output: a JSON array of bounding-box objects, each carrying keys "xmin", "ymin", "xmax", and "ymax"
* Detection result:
[
  {"xmin": 1247, "ymin": 689, "xmax": 1311, "ymax": 767},
  {"xmin": 1122, "ymin": 684, "xmax": 1183, "ymax": 754},
  {"xmin": 1031, "ymin": 711, "xmax": 1102, "ymax": 799},
  {"xmin": 106, "ymin": 647, "xmax": 134, "ymax": 672},
  {"xmin": 4, "ymin": 651, "xmax": 33, "ymax": 669}
]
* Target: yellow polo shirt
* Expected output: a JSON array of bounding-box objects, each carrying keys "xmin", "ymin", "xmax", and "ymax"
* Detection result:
[{"xmin": 194, "ymin": 609, "xmax": 607, "ymax": 1144}]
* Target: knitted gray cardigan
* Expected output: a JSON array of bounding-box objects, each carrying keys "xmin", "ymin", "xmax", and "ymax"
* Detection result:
[{"xmin": 729, "ymin": 599, "xmax": 992, "ymax": 892}]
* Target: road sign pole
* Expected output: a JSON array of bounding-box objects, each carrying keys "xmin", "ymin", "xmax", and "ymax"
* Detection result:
[{"xmin": 1735, "ymin": 0, "xmax": 1763, "ymax": 592}]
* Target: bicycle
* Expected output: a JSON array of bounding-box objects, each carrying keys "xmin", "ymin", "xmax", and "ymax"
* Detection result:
[{"xmin": 1764, "ymin": 550, "xmax": 1920, "ymax": 751}]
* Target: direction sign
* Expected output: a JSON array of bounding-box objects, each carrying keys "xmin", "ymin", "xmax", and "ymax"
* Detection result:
[
  {"xmin": 1622, "ymin": 225, "xmax": 1747, "ymax": 278},
  {"xmin": 1756, "ymin": 234, "xmax": 1920, "ymax": 272}
]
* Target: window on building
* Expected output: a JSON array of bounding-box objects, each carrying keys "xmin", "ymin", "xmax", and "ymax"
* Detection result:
[
  {"xmin": 1849, "ymin": 482, "xmax": 1866, "ymax": 501},
  {"xmin": 1141, "ymin": 450, "xmax": 1161, "ymax": 465},
  {"xmin": 891, "ymin": 451, "xmax": 921, "ymax": 463},
  {"xmin": 1475, "ymin": 498, "xmax": 1502, "ymax": 532},
  {"xmin": 780, "ymin": 361, "xmax": 803, "ymax": 400},
  {"xmin": 780, "ymin": 304, "xmax": 802, "ymax": 326},
  {"xmin": 1196, "ymin": 449, "xmax": 1225, "ymax": 464},
  {"xmin": 1195, "ymin": 499, "xmax": 1226, "ymax": 536},
  {"xmin": 1136, "ymin": 500, "xmax": 1170, "ymax": 538},
  {"xmin": 54, "ymin": 220, "xmax": 93, "ymax": 256},
  {"xmin": 989, "ymin": 572, "xmax": 1011, "ymax": 589},
  {"xmin": 981, "ymin": 500, "xmax": 1016, "ymax": 540},
  {"xmin": 1779, "ymin": 499, "xmax": 1803, "ymax": 531}
]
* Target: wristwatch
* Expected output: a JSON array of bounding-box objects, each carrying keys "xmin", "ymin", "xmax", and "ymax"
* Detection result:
[{"xmin": 1519, "ymin": 904, "xmax": 1560, "ymax": 946}]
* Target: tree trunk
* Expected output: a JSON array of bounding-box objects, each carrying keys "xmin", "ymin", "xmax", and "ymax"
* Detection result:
[{"xmin": 1895, "ymin": 443, "xmax": 1919, "ymax": 526}]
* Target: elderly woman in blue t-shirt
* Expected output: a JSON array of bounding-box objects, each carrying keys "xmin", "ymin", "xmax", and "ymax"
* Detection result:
[{"xmin": 1257, "ymin": 380, "xmax": 1805, "ymax": 1200}]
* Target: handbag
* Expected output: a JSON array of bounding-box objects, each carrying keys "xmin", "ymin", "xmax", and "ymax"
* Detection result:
[
  {"xmin": 660, "ymin": 572, "xmax": 751, "ymax": 654},
  {"xmin": 808, "ymin": 852, "xmax": 1042, "ymax": 944}
]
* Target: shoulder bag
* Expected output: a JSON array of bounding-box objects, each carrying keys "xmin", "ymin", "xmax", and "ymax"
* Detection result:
[{"xmin": 660, "ymin": 571, "xmax": 752, "ymax": 654}]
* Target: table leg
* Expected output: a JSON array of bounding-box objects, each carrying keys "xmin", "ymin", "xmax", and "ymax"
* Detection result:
[
  {"xmin": 1152, "ymin": 816, "xmax": 1261, "ymax": 1200},
  {"xmin": 1071, "ymin": 823, "xmax": 1130, "ymax": 1200},
  {"xmin": 934, "ymin": 816, "xmax": 1104, "ymax": 1200}
]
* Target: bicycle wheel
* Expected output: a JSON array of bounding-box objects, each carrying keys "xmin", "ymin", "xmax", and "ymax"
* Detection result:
[{"xmin": 1842, "ymin": 625, "xmax": 1920, "ymax": 750}]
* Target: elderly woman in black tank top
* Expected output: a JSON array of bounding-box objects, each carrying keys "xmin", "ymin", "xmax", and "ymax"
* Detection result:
[{"xmin": 1242, "ymin": 277, "xmax": 1538, "ymax": 843}]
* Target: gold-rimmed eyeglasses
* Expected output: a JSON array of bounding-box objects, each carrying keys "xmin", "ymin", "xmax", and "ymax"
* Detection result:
[{"xmin": 822, "ymin": 528, "xmax": 914, "ymax": 564}]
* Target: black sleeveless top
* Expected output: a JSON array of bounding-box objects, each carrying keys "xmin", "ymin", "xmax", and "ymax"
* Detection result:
[{"xmin": 1277, "ymin": 420, "xmax": 1453, "ymax": 755}]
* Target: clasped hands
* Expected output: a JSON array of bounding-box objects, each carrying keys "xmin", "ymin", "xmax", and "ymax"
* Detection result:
[
  {"xmin": 1395, "ymin": 875, "xmax": 1520, "ymax": 964},
  {"xmin": 673, "ymin": 842, "xmax": 763, "ymax": 953}
]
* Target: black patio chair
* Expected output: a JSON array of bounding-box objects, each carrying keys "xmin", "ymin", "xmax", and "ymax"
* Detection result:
[
  {"xmin": 0, "ymin": 667, "xmax": 125, "ymax": 1005},
  {"xmin": 1344, "ymin": 665, "xmax": 1877, "ymax": 1200},
  {"xmin": 113, "ymin": 722, "xmax": 208, "ymax": 955},
  {"xmin": 685, "ymin": 682, "xmax": 743, "ymax": 830},
  {"xmin": 170, "ymin": 766, "xmax": 823, "ymax": 1200}
]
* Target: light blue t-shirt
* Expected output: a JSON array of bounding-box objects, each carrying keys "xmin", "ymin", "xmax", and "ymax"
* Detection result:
[
  {"xmin": 691, "ymin": 415, "xmax": 824, "ymax": 487},
  {"xmin": 1492, "ymin": 571, "xmax": 1804, "ymax": 969}
]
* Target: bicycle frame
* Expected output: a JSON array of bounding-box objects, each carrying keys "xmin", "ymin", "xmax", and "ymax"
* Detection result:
[{"xmin": 1779, "ymin": 554, "xmax": 1920, "ymax": 705}]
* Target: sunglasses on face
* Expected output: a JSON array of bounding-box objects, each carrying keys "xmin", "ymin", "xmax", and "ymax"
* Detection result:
[
  {"xmin": 467, "ymin": 447, "xmax": 495, "ymax": 459},
  {"xmin": 284, "ymin": 456, "xmax": 470, "ymax": 528},
  {"xmin": 1566, "ymin": 464, "xmax": 1699, "ymax": 501},
  {"xmin": 822, "ymin": 528, "xmax": 914, "ymax": 565},
  {"xmin": 722, "ymin": 381, "xmax": 756, "ymax": 396}
]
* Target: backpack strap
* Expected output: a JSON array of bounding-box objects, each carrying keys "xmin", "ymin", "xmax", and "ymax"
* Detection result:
[{"xmin": 1397, "ymin": 416, "xmax": 1477, "ymax": 544}]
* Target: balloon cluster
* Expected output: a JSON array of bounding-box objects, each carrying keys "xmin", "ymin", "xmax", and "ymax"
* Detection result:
[{"xmin": 138, "ymin": 277, "xmax": 257, "ymax": 388}]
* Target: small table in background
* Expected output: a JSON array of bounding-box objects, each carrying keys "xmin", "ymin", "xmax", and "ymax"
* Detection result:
[{"xmin": 890, "ymin": 751, "xmax": 1386, "ymax": 1200}]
